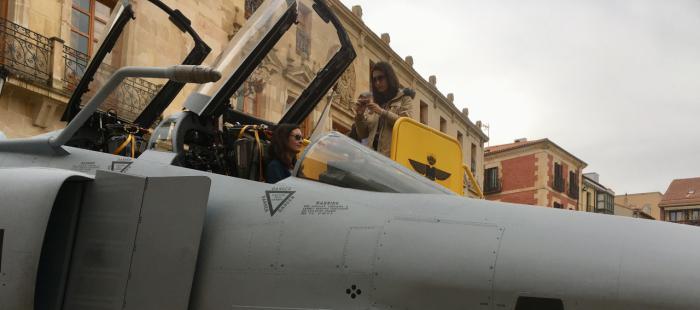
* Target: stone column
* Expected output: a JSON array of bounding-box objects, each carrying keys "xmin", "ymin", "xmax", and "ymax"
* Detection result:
[{"xmin": 49, "ymin": 37, "xmax": 65, "ymax": 90}]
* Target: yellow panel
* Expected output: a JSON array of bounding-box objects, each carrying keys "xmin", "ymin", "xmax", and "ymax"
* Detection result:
[{"xmin": 390, "ymin": 118, "xmax": 464, "ymax": 195}]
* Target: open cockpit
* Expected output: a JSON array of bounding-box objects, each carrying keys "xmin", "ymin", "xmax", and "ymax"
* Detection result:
[{"xmin": 23, "ymin": 0, "xmax": 450, "ymax": 195}]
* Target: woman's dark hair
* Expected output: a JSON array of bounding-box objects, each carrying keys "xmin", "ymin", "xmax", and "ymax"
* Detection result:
[
  {"xmin": 269, "ymin": 123, "xmax": 300, "ymax": 168},
  {"xmin": 371, "ymin": 61, "xmax": 399, "ymax": 105}
]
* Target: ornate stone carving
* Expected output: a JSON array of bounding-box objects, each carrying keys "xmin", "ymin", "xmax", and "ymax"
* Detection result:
[
  {"xmin": 332, "ymin": 63, "xmax": 357, "ymax": 111},
  {"xmin": 237, "ymin": 65, "xmax": 270, "ymax": 98},
  {"xmin": 245, "ymin": 0, "xmax": 264, "ymax": 19}
]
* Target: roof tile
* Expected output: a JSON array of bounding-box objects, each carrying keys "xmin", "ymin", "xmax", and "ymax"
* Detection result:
[
  {"xmin": 485, "ymin": 139, "xmax": 546, "ymax": 154},
  {"xmin": 659, "ymin": 177, "xmax": 700, "ymax": 207}
]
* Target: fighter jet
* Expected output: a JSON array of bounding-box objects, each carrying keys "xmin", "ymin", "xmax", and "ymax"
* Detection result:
[{"xmin": 1, "ymin": 0, "xmax": 700, "ymax": 309}]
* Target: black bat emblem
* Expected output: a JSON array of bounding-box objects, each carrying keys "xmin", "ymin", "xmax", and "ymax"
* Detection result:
[{"xmin": 408, "ymin": 155, "xmax": 451, "ymax": 181}]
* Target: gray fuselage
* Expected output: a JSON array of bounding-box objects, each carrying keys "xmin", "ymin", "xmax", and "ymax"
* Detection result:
[{"xmin": 1, "ymin": 147, "xmax": 698, "ymax": 310}]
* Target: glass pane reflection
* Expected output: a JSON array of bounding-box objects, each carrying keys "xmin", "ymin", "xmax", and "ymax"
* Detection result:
[{"xmin": 296, "ymin": 132, "xmax": 454, "ymax": 195}]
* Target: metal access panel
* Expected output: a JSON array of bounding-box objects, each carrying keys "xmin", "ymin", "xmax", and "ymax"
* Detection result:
[
  {"xmin": 373, "ymin": 218, "xmax": 503, "ymax": 309},
  {"xmin": 62, "ymin": 170, "xmax": 210, "ymax": 310}
]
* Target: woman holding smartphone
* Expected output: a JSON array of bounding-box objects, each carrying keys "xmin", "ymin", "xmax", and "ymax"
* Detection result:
[{"xmin": 353, "ymin": 61, "xmax": 414, "ymax": 157}]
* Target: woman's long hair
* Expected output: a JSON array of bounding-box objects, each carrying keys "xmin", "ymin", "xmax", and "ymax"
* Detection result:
[
  {"xmin": 269, "ymin": 123, "xmax": 300, "ymax": 168},
  {"xmin": 371, "ymin": 61, "xmax": 399, "ymax": 105}
]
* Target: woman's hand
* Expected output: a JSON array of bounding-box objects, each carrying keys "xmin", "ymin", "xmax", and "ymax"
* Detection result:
[
  {"xmin": 355, "ymin": 98, "xmax": 369, "ymax": 116},
  {"xmin": 367, "ymin": 103, "xmax": 384, "ymax": 115}
]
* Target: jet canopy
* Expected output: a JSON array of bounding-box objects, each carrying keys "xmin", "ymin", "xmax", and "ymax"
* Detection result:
[
  {"xmin": 61, "ymin": 0, "xmax": 210, "ymax": 128},
  {"xmin": 295, "ymin": 132, "xmax": 454, "ymax": 195},
  {"xmin": 183, "ymin": 0, "xmax": 356, "ymax": 126}
]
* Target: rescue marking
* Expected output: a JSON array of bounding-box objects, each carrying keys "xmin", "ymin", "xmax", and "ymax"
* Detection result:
[
  {"xmin": 263, "ymin": 187, "xmax": 295, "ymax": 217},
  {"xmin": 301, "ymin": 201, "xmax": 348, "ymax": 216}
]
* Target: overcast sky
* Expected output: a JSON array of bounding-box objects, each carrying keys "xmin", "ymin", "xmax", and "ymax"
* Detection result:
[{"xmin": 339, "ymin": 0, "xmax": 700, "ymax": 194}]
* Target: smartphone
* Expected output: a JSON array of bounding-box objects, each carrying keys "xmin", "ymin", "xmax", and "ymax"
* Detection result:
[{"xmin": 357, "ymin": 91, "xmax": 372, "ymax": 105}]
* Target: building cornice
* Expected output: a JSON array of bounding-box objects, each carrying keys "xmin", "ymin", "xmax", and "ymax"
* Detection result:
[
  {"xmin": 616, "ymin": 192, "xmax": 663, "ymax": 197},
  {"xmin": 485, "ymin": 139, "xmax": 587, "ymax": 168},
  {"xmin": 583, "ymin": 175, "xmax": 614, "ymax": 195},
  {"xmin": 658, "ymin": 201, "xmax": 700, "ymax": 208}
]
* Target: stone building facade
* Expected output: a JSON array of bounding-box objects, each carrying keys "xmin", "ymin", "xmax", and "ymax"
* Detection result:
[
  {"xmin": 0, "ymin": 0, "xmax": 488, "ymax": 194},
  {"xmin": 614, "ymin": 192, "xmax": 662, "ymax": 220},
  {"xmin": 581, "ymin": 172, "xmax": 615, "ymax": 215},
  {"xmin": 483, "ymin": 138, "xmax": 587, "ymax": 210}
]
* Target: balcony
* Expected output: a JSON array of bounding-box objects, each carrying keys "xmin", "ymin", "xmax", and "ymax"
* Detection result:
[
  {"xmin": 0, "ymin": 17, "xmax": 51, "ymax": 86},
  {"xmin": 62, "ymin": 44, "xmax": 88, "ymax": 92},
  {"xmin": 0, "ymin": 17, "xmax": 160, "ymax": 122}
]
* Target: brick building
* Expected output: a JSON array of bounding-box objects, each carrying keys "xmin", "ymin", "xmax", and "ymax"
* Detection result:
[
  {"xmin": 659, "ymin": 177, "xmax": 700, "ymax": 226},
  {"xmin": 483, "ymin": 138, "xmax": 587, "ymax": 210}
]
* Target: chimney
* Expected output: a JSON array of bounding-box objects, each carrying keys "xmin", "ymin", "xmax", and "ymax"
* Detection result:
[
  {"xmin": 381, "ymin": 33, "xmax": 391, "ymax": 45},
  {"xmin": 405, "ymin": 55, "xmax": 413, "ymax": 67},
  {"xmin": 351, "ymin": 5, "xmax": 363, "ymax": 19},
  {"xmin": 462, "ymin": 108, "xmax": 469, "ymax": 117},
  {"xmin": 447, "ymin": 93, "xmax": 454, "ymax": 104},
  {"xmin": 514, "ymin": 138, "xmax": 528, "ymax": 143},
  {"xmin": 584, "ymin": 172, "xmax": 600, "ymax": 183},
  {"xmin": 429, "ymin": 75, "xmax": 436, "ymax": 86}
]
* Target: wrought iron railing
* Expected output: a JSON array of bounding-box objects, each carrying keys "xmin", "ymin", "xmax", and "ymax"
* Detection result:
[
  {"xmin": 113, "ymin": 75, "xmax": 162, "ymax": 121},
  {"xmin": 0, "ymin": 17, "xmax": 51, "ymax": 85},
  {"xmin": 75, "ymin": 63, "xmax": 161, "ymax": 121},
  {"xmin": 63, "ymin": 45, "xmax": 88, "ymax": 91},
  {"xmin": 62, "ymin": 46, "xmax": 161, "ymax": 121},
  {"xmin": 0, "ymin": 18, "xmax": 162, "ymax": 124}
]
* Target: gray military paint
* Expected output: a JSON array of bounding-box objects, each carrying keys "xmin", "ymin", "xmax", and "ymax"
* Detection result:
[
  {"xmin": 2, "ymin": 0, "xmax": 700, "ymax": 307},
  {"xmin": 0, "ymin": 229, "xmax": 3, "ymax": 273},
  {"xmin": 3, "ymin": 146, "xmax": 700, "ymax": 309}
]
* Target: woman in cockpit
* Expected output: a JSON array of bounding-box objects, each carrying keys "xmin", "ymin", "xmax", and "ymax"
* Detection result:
[{"xmin": 266, "ymin": 124, "xmax": 304, "ymax": 183}]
